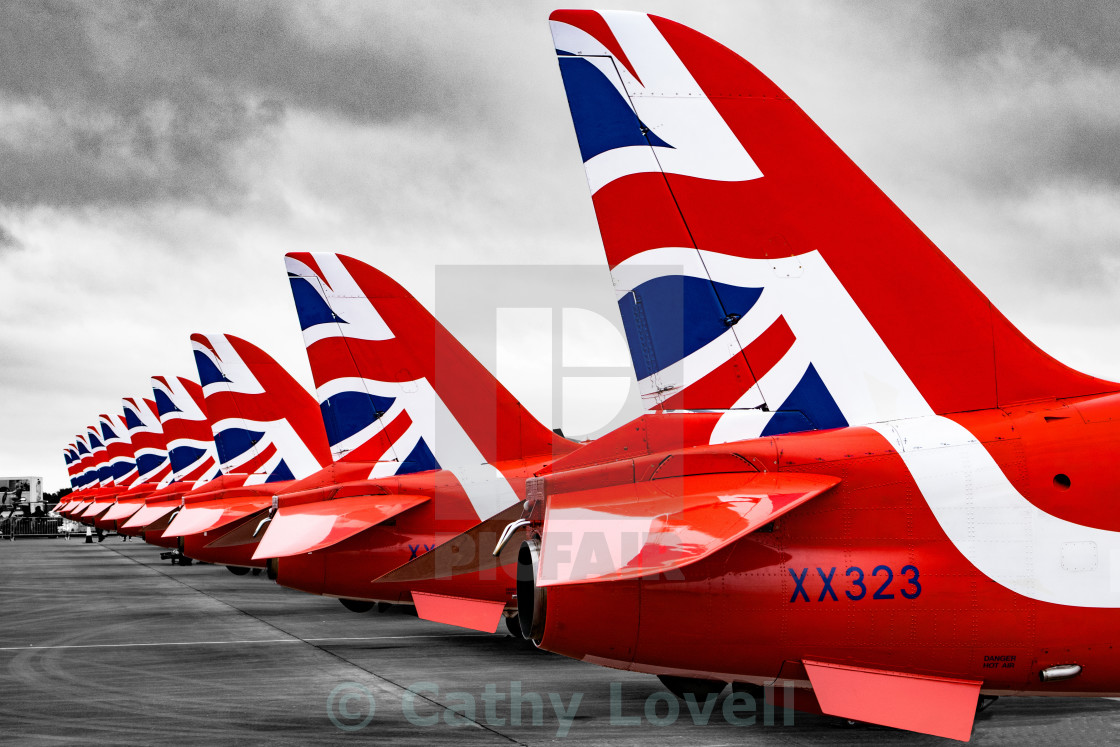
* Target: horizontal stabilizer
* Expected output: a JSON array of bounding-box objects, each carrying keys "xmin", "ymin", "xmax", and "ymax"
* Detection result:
[
  {"xmin": 373, "ymin": 502, "xmax": 525, "ymax": 586},
  {"xmin": 411, "ymin": 591, "xmax": 506, "ymax": 633},
  {"xmin": 65, "ymin": 501, "xmax": 92, "ymax": 517},
  {"xmin": 252, "ymin": 494, "xmax": 429, "ymax": 559},
  {"xmin": 540, "ymin": 472, "xmax": 839, "ymax": 586},
  {"xmin": 162, "ymin": 495, "xmax": 274, "ymax": 538},
  {"xmin": 122, "ymin": 503, "xmax": 178, "ymax": 529},
  {"xmin": 803, "ymin": 659, "xmax": 980, "ymax": 741},
  {"xmin": 80, "ymin": 503, "xmax": 113, "ymax": 520},
  {"xmin": 203, "ymin": 512, "xmax": 271, "ymax": 549},
  {"xmin": 101, "ymin": 500, "xmax": 145, "ymax": 522},
  {"xmin": 69, "ymin": 501, "xmax": 95, "ymax": 517}
]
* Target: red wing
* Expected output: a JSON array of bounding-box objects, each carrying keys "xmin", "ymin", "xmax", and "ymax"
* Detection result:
[
  {"xmin": 540, "ymin": 472, "xmax": 839, "ymax": 586},
  {"xmin": 252, "ymin": 493, "xmax": 429, "ymax": 559},
  {"xmin": 162, "ymin": 495, "xmax": 275, "ymax": 537}
]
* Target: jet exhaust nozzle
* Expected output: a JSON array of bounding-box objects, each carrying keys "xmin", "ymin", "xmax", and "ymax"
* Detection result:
[{"xmin": 516, "ymin": 538, "xmax": 546, "ymax": 643}]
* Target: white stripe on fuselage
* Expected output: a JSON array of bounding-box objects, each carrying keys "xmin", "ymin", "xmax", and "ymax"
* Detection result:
[{"xmin": 870, "ymin": 415, "xmax": 1120, "ymax": 607}]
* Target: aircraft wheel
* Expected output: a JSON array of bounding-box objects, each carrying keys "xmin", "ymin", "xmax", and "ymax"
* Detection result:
[
  {"xmin": 339, "ymin": 598, "xmax": 376, "ymax": 613},
  {"xmin": 504, "ymin": 614, "xmax": 522, "ymax": 638},
  {"xmin": 226, "ymin": 565, "xmax": 251, "ymax": 576}
]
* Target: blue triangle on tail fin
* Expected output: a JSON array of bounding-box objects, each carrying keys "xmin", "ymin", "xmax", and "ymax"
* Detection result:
[
  {"xmin": 214, "ymin": 428, "xmax": 265, "ymax": 464},
  {"xmin": 266, "ymin": 459, "xmax": 295, "ymax": 483},
  {"xmin": 194, "ymin": 350, "xmax": 232, "ymax": 386},
  {"xmin": 396, "ymin": 437, "xmax": 440, "ymax": 475},
  {"xmin": 762, "ymin": 364, "xmax": 848, "ymax": 437},
  {"xmin": 154, "ymin": 389, "xmax": 180, "ymax": 416},
  {"xmin": 289, "ymin": 276, "xmax": 346, "ymax": 330},
  {"xmin": 557, "ymin": 56, "xmax": 672, "ymax": 163},
  {"xmin": 136, "ymin": 453, "xmax": 166, "ymax": 476},
  {"xmin": 124, "ymin": 407, "xmax": 144, "ymax": 430},
  {"xmin": 619, "ymin": 275, "xmax": 763, "ymax": 380},
  {"xmin": 168, "ymin": 445, "xmax": 206, "ymax": 474},
  {"xmin": 320, "ymin": 391, "xmax": 397, "ymax": 446}
]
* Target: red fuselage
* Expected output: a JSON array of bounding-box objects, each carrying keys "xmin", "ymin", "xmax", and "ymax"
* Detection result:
[
  {"xmin": 274, "ymin": 460, "xmax": 543, "ymax": 605},
  {"xmin": 531, "ymin": 393, "xmax": 1120, "ymax": 696}
]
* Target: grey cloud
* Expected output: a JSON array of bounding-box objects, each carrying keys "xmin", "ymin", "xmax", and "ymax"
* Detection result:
[
  {"xmin": 919, "ymin": 1, "xmax": 1120, "ymax": 68},
  {"xmin": 0, "ymin": 1, "xmax": 461, "ymax": 210},
  {"xmin": 842, "ymin": 1, "xmax": 1120, "ymax": 194},
  {"xmin": 0, "ymin": 223, "xmax": 19, "ymax": 250}
]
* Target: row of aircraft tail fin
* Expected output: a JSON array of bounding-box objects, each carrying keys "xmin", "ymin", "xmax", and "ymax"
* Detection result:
[{"xmin": 63, "ymin": 253, "xmax": 571, "ymax": 505}]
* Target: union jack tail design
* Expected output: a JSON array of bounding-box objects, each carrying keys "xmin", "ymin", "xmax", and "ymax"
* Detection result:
[
  {"xmin": 285, "ymin": 252, "xmax": 576, "ymax": 518},
  {"xmin": 62, "ymin": 445, "xmax": 81, "ymax": 490},
  {"xmin": 550, "ymin": 10, "xmax": 1117, "ymax": 442},
  {"xmin": 190, "ymin": 333, "xmax": 332, "ymax": 483},
  {"xmin": 151, "ymin": 375, "xmax": 222, "ymax": 488},
  {"xmin": 122, "ymin": 396, "xmax": 173, "ymax": 489},
  {"xmin": 71, "ymin": 433, "xmax": 97, "ymax": 490},
  {"xmin": 84, "ymin": 423, "xmax": 112, "ymax": 487},
  {"xmin": 98, "ymin": 413, "xmax": 137, "ymax": 488}
]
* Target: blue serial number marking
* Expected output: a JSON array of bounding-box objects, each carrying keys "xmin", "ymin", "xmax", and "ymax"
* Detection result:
[{"xmin": 789, "ymin": 565, "xmax": 921, "ymax": 603}]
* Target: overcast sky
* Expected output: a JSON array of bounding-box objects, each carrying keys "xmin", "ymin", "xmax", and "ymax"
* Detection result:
[{"xmin": 4, "ymin": 1, "xmax": 1120, "ymax": 491}]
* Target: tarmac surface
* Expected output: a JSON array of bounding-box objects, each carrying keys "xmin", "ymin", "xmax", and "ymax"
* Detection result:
[{"xmin": 2, "ymin": 539, "xmax": 1119, "ymax": 745}]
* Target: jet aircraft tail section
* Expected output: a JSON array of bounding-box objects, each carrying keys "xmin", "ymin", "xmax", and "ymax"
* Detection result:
[
  {"xmin": 122, "ymin": 396, "xmax": 173, "ymax": 489},
  {"xmin": 161, "ymin": 334, "xmax": 332, "ymax": 539},
  {"xmin": 152, "ymin": 375, "xmax": 223, "ymax": 488},
  {"xmin": 190, "ymin": 333, "xmax": 331, "ymax": 485},
  {"xmin": 285, "ymin": 252, "xmax": 576, "ymax": 470},
  {"xmin": 549, "ymin": 9, "xmax": 1117, "ymax": 435},
  {"xmin": 62, "ymin": 446, "xmax": 80, "ymax": 491},
  {"xmin": 98, "ymin": 413, "xmax": 137, "ymax": 489},
  {"xmin": 284, "ymin": 252, "xmax": 577, "ymax": 523}
]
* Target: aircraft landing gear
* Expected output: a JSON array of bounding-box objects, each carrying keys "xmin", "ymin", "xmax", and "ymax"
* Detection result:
[
  {"xmin": 226, "ymin": 565, "xmax": 251, "ymax": 576},
  {"xmin": 339, "ymin": 598, "xmax": 376, "ymax": 613},
  {"xmin": 160, "ymin": 550, "xmax": 193, "ymax": 565}
]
